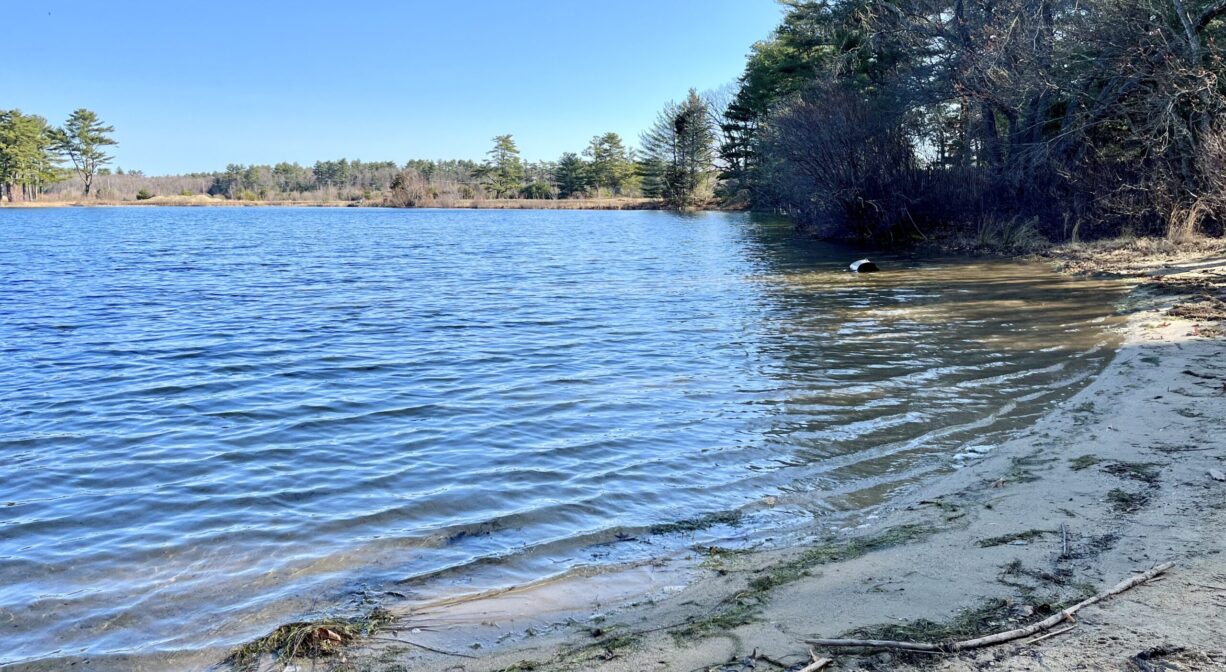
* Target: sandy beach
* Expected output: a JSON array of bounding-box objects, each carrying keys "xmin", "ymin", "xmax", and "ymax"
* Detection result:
[{"xmin": 351, "ymin": 243, "xmax": 1226, "ymax": 672}]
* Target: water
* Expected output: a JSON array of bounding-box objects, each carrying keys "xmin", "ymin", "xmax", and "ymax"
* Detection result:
[{"xmin": 0, "ymin": 207, "xmax": 1124, "ymax": 669}]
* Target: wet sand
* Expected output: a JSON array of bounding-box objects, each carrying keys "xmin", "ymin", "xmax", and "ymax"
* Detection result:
[{"xmin": 364, "ymin": 243, "xmax": 1226, "ymax": 672}]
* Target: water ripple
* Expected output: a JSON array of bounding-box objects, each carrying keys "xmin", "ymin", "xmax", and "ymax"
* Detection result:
[{"xmin": 0, "ymin": 207, "xmax": 1124, "ymax": 668}]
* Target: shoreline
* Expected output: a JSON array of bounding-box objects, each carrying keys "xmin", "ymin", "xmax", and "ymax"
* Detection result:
[
  {"xmin": 0, "ymin": 197, "xmax": 688, "ymax": 211},
  {"xmin": 351, "ymin": 242, "xmax": 1226, "ymax": 672}
]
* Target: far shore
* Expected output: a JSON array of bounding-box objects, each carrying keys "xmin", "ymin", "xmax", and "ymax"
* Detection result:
[{"xmin": 0, "ymin": 196, "xmax": 698, "ymax": 211}]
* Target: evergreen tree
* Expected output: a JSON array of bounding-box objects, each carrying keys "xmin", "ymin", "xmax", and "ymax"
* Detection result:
[
  {"xmin": 583, "ymin": 132, "xmax": 636, "ymax": 195},
  {"xmin": 553, "ymin": 152, "xmax": 591, "ymax": 198},
  {"xmin": 477, "ymin": 135, "xmax": 525, "ymax": 198},
  {"xmin": 50, "ymin": 108, "xmax": 116, "ymax": 197},
  {"xmin": 640, "ymin": 90, "xmax": 715, "ymax": 208},
  {"xmin": 0, "ymin": 109, "xmax": 62, "ymax": 202}
]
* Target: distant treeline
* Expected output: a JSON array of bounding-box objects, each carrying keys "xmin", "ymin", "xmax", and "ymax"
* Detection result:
[
  {"xmin": 14, "ymin": 0, "xmax": 1226, "ymax": 244},
  {"xmin": 19, "ymin": 123, "xmax": 718, "ymax": 208}
]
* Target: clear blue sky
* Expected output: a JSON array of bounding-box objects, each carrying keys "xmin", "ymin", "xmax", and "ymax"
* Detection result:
[{"xmin": 5, "ymin": 1, "xmax": 783, "ymax": 175}]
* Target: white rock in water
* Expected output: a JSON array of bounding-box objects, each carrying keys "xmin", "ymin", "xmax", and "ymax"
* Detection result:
[{"xmin": 850, "ymin": 259, "xmax": 880, "ymax": 273}]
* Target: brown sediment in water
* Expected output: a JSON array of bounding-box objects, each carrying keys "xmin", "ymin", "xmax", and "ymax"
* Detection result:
[{"xmin": 340, "ymin": 242, "xmax": 1226, "ymax": 672}]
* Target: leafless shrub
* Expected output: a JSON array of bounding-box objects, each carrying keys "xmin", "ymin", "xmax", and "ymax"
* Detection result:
[
  {"xmin": 757, "ymin": 85, "xmax": 930, "ymax": 241},
  {"xmin": 384, "ymin": 169, "xmax": 433, "ymax": 207}
]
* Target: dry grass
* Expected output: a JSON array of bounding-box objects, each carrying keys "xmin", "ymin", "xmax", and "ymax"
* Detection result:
[
  {"xmin": 1047, "ymin": 236, "xmax": 1226, "ymax": 276},
  {"xmin": 453, "ymin": 197, "xmax": 664, "ymax": 210}
]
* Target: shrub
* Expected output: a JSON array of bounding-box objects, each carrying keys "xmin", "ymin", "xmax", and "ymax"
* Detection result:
[
  {"xmin": 520, "ymin": 181, "xmax": 555, "ymax": 200},
  {"xmin": 135, "ymin": 188, "xmax": 154, "ymax": 200},
  {"xmin": 384, "ymin": 169, "xmax": 433, "ymax": 207}
]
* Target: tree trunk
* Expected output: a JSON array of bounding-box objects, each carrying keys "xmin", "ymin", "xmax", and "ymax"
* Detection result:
[{"xmin": 980, "ymin": 104, "xmax": 1004, "ymax": 167}]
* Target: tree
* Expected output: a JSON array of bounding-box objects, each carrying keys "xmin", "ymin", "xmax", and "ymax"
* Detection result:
[
  {"xmin": 51, "ymin": 108, "xmax": 116, "ymax": 197},
  {"xmin": 477, "ymin": 135, "xmax": 526, "ymax": 198},
  {"xmin": 583, "ymin": 132, "xmax": 637, "ymax": 195},
  {"xmin": 720, "ymin": 0, "xmax": 1226, "ymax": 240},
  {"xmin": 640, "ymin": 89, "xmax": 716, "ymax": 208},
  {"xmin": 553, "ymin": 152, "xmax": 591, "ymax": 197},
  {"xmin": 0, "ymin": 109, "xmax": 61, "ymax": 202}
]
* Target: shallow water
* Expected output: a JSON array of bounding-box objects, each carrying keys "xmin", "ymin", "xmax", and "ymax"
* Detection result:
[{"xmin": 0, "ymin": 207, "xmax": 1124, "ymax": 668}]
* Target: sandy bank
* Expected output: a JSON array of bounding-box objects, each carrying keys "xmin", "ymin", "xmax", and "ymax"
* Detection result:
[{"xmin": 350, "ymin": 244, "xmax": 1226, "ymax": 672}]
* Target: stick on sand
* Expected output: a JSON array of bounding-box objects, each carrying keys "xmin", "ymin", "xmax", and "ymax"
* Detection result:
[{"xmin": 806, "ymin": 562, "xmax": 1173, "ymax": 653}]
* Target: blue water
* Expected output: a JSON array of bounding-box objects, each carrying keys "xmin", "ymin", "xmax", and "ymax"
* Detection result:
[{"xmin": 0, "ymin": 207, "xmax": 1123, "ymax": 668}]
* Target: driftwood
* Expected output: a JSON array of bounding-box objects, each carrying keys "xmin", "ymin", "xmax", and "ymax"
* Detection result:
[
  {"xmin": 799, "ymin": 647, "xmax": 832, "ymax": 671},
  {"xmin": 806, "ymin": 562, "xmax": 1173, "ymax": 653},
  {"xmin": 750, "ymin": 642, "xmax": 838, "ymax": 667},
  {"xmin": 1025, "ymin": 623, "xmax": 1077, "ymax": 645},
  {"xmin": 753, "ymin": 647, "xmax": 831, "ymax": 671}
]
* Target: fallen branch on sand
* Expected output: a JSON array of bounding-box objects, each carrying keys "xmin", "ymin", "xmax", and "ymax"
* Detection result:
[
  {"xmin": 806, "ymin": 562, "xmax": 1173, "ymax": 653},
  {"xmin": 799, "ymin": 647, "xmax": 833, "ymax": 671},
  {"xmin": 752, "ymin": 646, "xmax": 831, "ymax": 671},
  {"xmin": 1025, "ymin": 623, "xmax": 1078, "ymax": 645}
]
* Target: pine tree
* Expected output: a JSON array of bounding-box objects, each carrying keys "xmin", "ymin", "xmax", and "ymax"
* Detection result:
[
  {"xmin": 640, "ymin": 90, "xmax": 715, "ymax": 208},
  {"xmin": 51, "ymin": 108, "xmax": 116, "ymax": 197},
  {"xmin": 583, "ymin": 132, "xmax": 637, "ymax": 195},
  {"xmin": 0, "ymin": 109, "xmax": 62, "ymax": 202},
  {"xmin": 554, "ymin": 152, "xmax": 591, "ymax": 198},
  {"xmin": 477, "ymin": 135, "xmax": 525, "ymax": 198}
]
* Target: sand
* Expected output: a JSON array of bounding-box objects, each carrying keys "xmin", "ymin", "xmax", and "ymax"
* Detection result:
[{"xmin": 357, "ymin": 243, "xmax": 1226, "ymax": 672}]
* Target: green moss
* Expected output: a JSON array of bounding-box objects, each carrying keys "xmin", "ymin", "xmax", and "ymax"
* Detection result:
[
  {"xmin": 670, "ymin": 595, "xmax": 762, "ymax": 643},
  {"xmin": 650, "ymin": 510, "xmax": 742, "ymax": 535},
  {"xmin": 1069, "ymin": 455, "xmax": 1103, "ymax": 471},
  {"xmin": 668, "ymin": 525, "xmax": 939, "ymax": 646},
  {"xmin": 1004, "ymin": 454, "xmax": 1052, "ymax": 483},
  {"xmin": 1102, "ymin": 461, "xmax": 1163, "ymax": 486},
  {"xmin": 853, "ymin": 599, "xmax": 1012, "ymax": 642},
  {"xmin": 835, "ymin": 584, "xmax": 1096, "ymax": 665},
  {"xmin": 976, "ymin": 529, "xmax": 1054, "ymax": 548},
  {"xmin": 921, "ymin": 499, "xmax": 966, "ymax": 521},
  {"xmin": 494, "ymin": 662, "xmax": 540, "ymax": 672},
  {"xmin": 748, "ymin": 524, "xmax": 938, "ymax": 593},
  {"xmin": 560, "ymin": 631, "xmax": 641, "ymax": 666},
  {"xmin": 1107, "ymin": 488, "xmax": 1152, "ymax": 512},
  {"xmin": 837, "ymin": 599, "xmax": 1014, "ymax": 663}
]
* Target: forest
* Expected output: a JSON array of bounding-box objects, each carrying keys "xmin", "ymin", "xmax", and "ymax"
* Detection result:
[{"xmin": 7, "ymin": 0, "xmax": 1226, "ymax": 245}]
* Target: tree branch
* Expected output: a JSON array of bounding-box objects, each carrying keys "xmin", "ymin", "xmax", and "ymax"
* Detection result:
[{"xmin": 1194, "ymin": 0, "xmax": 1226, "ymax": 33}]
